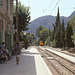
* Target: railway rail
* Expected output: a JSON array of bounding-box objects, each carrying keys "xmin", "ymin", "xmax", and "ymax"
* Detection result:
[
  {"xmin": 43, "ymin": 46, "xmax": 75, "ymax": 57},
  {"xmin": 37, "ymin": 47, "xmax": 75, "ymax": 75}
]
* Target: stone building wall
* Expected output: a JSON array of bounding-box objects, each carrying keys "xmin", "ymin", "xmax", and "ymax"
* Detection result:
[{"xmin": 0, "ymin": 0, "xmax": 14, "ymax": 52}]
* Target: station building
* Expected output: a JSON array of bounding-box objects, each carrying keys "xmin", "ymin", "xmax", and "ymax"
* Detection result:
[{"xmin": 0, "ymin": 0, "xmax": 14, "ymax": 54}]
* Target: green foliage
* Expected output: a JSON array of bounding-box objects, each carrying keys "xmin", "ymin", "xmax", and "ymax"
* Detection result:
[
  {"xmin": 26, "ymin": 33, "xmax": 36, "ymax": 45},
  {"xmin": 44, "ymin": 37, "xmax": 50, "ymax": 46},
  {"xmin": 44, "ymin": 40, "xmax": 48, "ymax": 46},
  {"xmin": 52, "ymin": 23, "xmax": 56, "ymax": 34},
  {"xmin": 26, "ymin": 33, "xmax": 32, "ymax": 44},
  {"xmin": 36, "ymin": 25, "xmax": 44, "ymax": 37},
  {"xmin": 19, "ymin": 32, "xmax": 29, "ymax": 49},
  {"xmin": 65, "ymin": 22, "xmax": 74, "ymax": 47},
  {"xmin": 52, "ymin": 7, "xmax": 62, "ymax": 48},
  {"xmin": 50, "ymin": 31, "xmax": 54, "ymax": 41},
  {"xmin": 69, "ymin": 16, "xmax": 75, "ymax": 43},
  {"xmin": 49, "ymin": 28, "xmax": 51, "ymax": 36},
  {"xmin": 44, "ymin": 28, "xmax": 51, "ymax": 46},
  {"xmin": 13, "ymin": 1, "xmax": 31, "ymax": 41},
  {"xmin": 61, "ymin": 19, "xmax": 65, "ymax": 47},
  {"xmin": 44, "ymin": 8, "xmax": 74, "ymax": 48},
  {"xmin": 54, "ymin": 26, "xmax": 61, "ymax": 47},
  {"xmin": 71, "ymin": 34, "xmax": 75, "ymax": 43},
  {"xmin": 18, "ymin": 3, "xmax": 31, "ymax": 32},
  {"xmin": 24, "ymin": 35, "xmax": 29, "ymax": 49},
  {"xmin": 36, "ymin": 38, "xmax": 41, "ymax": 45},
  {"xmin": 36, "ymin": 26, "xmax": 49, "ymax": 45},
  {"xmin": 50, "ymin": 40, "xmax": 55, "ymax": 47},
  {"xmin": 40, "ymin": 28, "xmax": 48, "ymax": 43},
  {"xmin": 55, "ymin": 7, "xmax": 60, "ymax": 28}
]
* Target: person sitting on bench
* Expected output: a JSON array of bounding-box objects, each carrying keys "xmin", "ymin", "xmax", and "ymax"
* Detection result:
[{"xmin": 0, "ymin": 47, "xmax": 8, "ymax": 63}]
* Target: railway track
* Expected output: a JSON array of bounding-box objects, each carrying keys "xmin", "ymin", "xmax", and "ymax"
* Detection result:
[
  {"xmin": 43, "ymin": 46, "xmax": 75, "ymax": 57},
  {"xmin": 37, "ymin": 47, "xmax": 75, "ymax": 75}
]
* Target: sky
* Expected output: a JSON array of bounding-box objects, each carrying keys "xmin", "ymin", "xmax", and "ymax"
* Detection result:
[{"xmin": 18, "ymin": 0, "xmax": 75, "ymax": 21}]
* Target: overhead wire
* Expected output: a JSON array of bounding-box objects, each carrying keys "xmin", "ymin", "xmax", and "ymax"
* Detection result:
[
  {"xmin": 44, "ymin": 0, "xmax": 61, "ymax": 22},
  {"xmin": 43, "ymin": 0, "xmax": 55, "ymax": 12},
  {"xmin": 50, "ymin": 0, "xmax": 60, "ymax": 14},
  {"xmin": 28, "ymin": 0, "xmax": 30, "ymax": 6},
  {"xmin": 27, "ymin": 0, "xmax": 74, "ymax": 14},
  {"xmin": 45, "ymin": 0, "xmax": 61, "ymax": 46}
]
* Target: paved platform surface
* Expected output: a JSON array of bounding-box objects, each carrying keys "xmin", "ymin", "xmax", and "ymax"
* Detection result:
[
  {"xmin": 0, "ymin": 47, "xmax": 52, "ymax": 75},
  {"xmin": 40, "ymin": 47, "xmax": 75, "ymax": 63}
]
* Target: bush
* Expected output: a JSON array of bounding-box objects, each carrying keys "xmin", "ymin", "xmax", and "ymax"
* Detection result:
[
  {"xmin": 50, "ymin": 40, "xmax": 55, "ymax": 47},
  {"xmin": 44, "ymin": 37, "xmax": 51, "ymax": 46},
  {"xmin": 44, "ymin": 40, "xmax": 48, "ymax": 46}
]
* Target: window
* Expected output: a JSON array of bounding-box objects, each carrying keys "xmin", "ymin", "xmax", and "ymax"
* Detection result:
[{"xmin": 0, "ymin": 0, "xmax": 3, "ymax": 5}]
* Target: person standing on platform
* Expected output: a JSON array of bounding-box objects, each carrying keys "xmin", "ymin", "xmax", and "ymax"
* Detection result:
[{"xmin": 16, "ymin": 42, "xmax": 20, "ymax": 64}]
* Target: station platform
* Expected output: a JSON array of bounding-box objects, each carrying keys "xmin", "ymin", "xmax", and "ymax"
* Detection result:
[
  {"xmin": 0, "ymin": 47, "xmax": 52, "ymax": 75},
  {"xmin": 40, "ymin": 47, "xmax": 75, "ymax": 63}
]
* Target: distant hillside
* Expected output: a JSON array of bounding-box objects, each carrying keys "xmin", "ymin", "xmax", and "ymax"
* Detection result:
[{"xmin": 26, "ymin": 11, "xmax": 75, "ymax": 34}]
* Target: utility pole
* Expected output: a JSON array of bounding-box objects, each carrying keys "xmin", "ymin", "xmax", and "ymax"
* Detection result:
[
  {"xmin": 16, "ymin": 0, "xmax": 19, "ymax": 65},
  {"xmin": 16, "ymin": 0, "xmax": 19, "ymax": 43}
]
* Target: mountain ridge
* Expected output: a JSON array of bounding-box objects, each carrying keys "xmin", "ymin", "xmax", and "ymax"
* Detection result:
[{"xmin": 26, "ymin": 11, "xmax": 75, "ymax": 34}]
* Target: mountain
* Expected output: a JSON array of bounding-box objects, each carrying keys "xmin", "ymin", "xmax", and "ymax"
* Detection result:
[
  {"xmin": 26, "ymin": 11, "xmax": 75, "ymax": 34},
  {"xmin": 68, "ymin": 11, "xmax": 75, "ymax": 19}
]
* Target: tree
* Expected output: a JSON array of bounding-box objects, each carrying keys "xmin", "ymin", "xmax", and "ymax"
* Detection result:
[
  {"xmin": 50, "ymin": 31, "xmax": 54, "ymax": 41},
  {"xmin": 26, "ymin": 33, "xmax": 36, "ymax": 45},
  {"xmin": 18, "ymin": 32, "xmax": 29, "ymax": 49},
  {"xmin": 36, "ymin": 25, "xmax": 44, "ymax": 37},
  {"xmin": 55, "ymin": 25, "xmax": 61, "ymax": 47},
  {"xmin": 55, "ymin": 7, "xmax": 60, "ymax": 28},
  {"xmin": 69, "ymin": 16, "xmax": 75, "ymax": 44},
  {"xmin": 44, "ymin": 37, "xmax": 50, "ymax": 46},
  {"xmin": 24, "ymin": 35, "xmax": 29, "ymax": 49},
  {"xmin": 13, "ymin": 1, "xmax": 31, "ymax": 41},
  {"xmin": 65, "ymin": 22, "xmax": 74, "ymax": 47},
  {"xmin": 54, "ymin": 7, "xmax": 61, "ymax": 47},
  {"xmin": 40, "ymin": 28, "xmax": 48, "ymax": 43},
  {"xmin": 48, "ymin": 28, "xmax": 51, "ymax": 36},
  {"xmin": 61, "ymin": 19, "xmax": 65, "ymax": 47},
  {"xmin": 26, "ymin": 33, "xmax": 32, "ymax": 44}
]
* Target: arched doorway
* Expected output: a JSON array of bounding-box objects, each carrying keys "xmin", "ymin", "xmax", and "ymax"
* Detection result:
[{"xmin": 0, "ymin": 20, "xmax": 3, "ymax": 46}]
